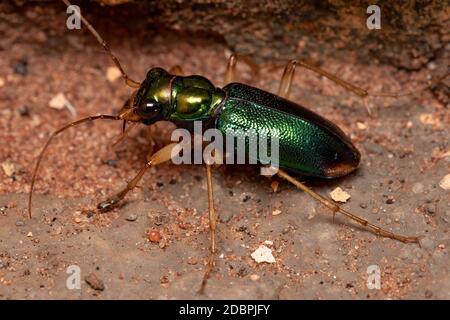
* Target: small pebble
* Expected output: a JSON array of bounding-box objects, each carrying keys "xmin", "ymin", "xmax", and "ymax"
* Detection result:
[
  {"xmin": 85, "ymin": 273, "xmax": 105, "ymax": 291},
  {"xmin": 419, "ymin": 113, "xmax": 439, "ymax": 127},
  {"xmin": 271, "ymin": 209, "xmax": 282, "ymax": 216},
  {"xmin": 250, "ymin": 274, "xmax": 260, "ymax": 281},
  {"xmin": 147, "ymin": 229, "xmax": 161, "ymax": 243},
  {"xmin": 106, "ymin": 66, "xmax": 121, "ymax": 82},
  {"xmin": 0, "ymin": 77, "xmax": 5, "ymax": 87},
  {"xmin": 26, "ymin": 231, "xmax": 33, "ymax": 237},
  {"xmin": 427, "ymin": 62, "xmax": 437, "ymax": 70},
  {"xmin": 105, "ymin": 159, "xmax": 117, "ymax": 167},
  {"xmin": 439, "ymin": 174, "xmax": 450, "ymax": 190},
  {"xmin": 2, "ymin": 161, "xmax": 15, "ymax": 177},
  {"xmin": 48, "ymin": 92, "xmax": 77, "ymax": 116},
  {"xmin": 125, "ymin": 213, "xmax": 137, "ymax": 222},
  {"xmin": 13, "ymin": 59, "xmax": 28, "ymax": 76},
  {"xmin": 330, "ymin": 187, "xmax": 351, "ymax": 203},
  {"xmin": 15, "ymin": 220, "xmax": 25, "ymax": 227},
  {"xmin": 425, "ymin": 204, "xmax": 435, "ymax": 214},
  {"xmin": 18, "ymin": 105, "xmax": 30, "ymax": 117},
  {"xmin": 359, "ymin": 203, "xmax": 367, "ymax": 209},
  {"xmin": 251, "ymin": 245, "xmax": 276, "ymax": 263},
  {"xmin": 48, "ymin": 92, "xmax": 68, "ymax": 110},
  {"xmin": 385, "ymin": 197, "xmax": 395, "ymax": 204},
  {"xmin": 356, "ymin": 121, "xmax": 367, "ymax": 130}
]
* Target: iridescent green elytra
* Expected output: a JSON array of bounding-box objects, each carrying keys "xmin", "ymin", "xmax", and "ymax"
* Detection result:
[{"xmin": 133, "ymin": 68, "xmax": 360, "ymax": 178}]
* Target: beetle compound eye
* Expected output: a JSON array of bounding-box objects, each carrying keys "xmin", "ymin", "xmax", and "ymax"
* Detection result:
[{"xmin": 138, "ymin": 99, "xmax": 161, "ymax": 119}]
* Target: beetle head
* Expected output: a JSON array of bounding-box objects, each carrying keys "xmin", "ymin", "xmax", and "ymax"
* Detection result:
[{"xmin": 118, "ymin": 68, "xmax": 173, "ymax": 125}]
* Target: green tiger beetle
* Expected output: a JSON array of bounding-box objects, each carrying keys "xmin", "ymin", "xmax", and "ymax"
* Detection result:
[{"xmin": 29, "ymin": 0, "xmax": 429, "ymax": 294}]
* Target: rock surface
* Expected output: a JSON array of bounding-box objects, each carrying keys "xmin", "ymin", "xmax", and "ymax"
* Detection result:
[{"xmin": 0, "ymin": 1, "xmax": 449, "ymax": 300}]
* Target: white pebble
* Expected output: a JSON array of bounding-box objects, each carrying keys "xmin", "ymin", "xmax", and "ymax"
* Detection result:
[
  {"xmin": 439, "ymin": 174, "xmax": 450, "ymax": 190},
  {"xmin": 330, "ymin": 187, "xmax": 351, "ymax": 203},
  {"xmin": 251, "ymin": 245, "xmax": 276, "ymax": 263},
  {"xmin": 271, "ymin": 209, "xmax": 282, "ymax": 216},
  {"xmin": 1, "ymin": 160, "xmax": 15, "ymax": 177},
  {"xmin": 106, "ymin": 66, "xmax": 121, "ymax": 82},
  {"xmin": 250, "ymin": 274, "xmax": 260, "ymax": 281}
]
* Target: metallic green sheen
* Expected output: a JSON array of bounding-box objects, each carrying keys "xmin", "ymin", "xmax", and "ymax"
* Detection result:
[
  {"xmin": 217, "ymin": 83, "xmax": 360, "ymax": 178},
  {"xmin": 168, "ymin": 76, "xmax": 225, "ymax": 122}
]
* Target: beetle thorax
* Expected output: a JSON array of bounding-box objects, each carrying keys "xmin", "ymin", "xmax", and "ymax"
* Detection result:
[{"xmin": 169, "ymin": 75, "xmax": 225, "ymax": 122}]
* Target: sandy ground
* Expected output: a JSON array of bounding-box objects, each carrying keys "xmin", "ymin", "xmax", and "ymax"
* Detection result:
[{"xmin": 0, "ymin": 3, "xmax": 449, "ymax": 299}]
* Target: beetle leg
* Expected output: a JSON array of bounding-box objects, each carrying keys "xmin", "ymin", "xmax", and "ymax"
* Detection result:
[
  {"xmin": 276, "ymin": 168, "xmax": 421, "ymax": 245},
  {"xmin": 224, "ymin": 54, "xmax": 238, "ymax": 84},
  {"xmin": 112, "ymin": 122, "xmax": 138, "ymax": 146},
  {"xmin": 198, "ymin": 164, "xmax": 218, "ymax": 295},
  {"xmin": 281, "ymin": 59, "xmax": 373, "ymax": 114},
  {"xmin": 97, "ymin": 143, "xmax": 178, "ymax": 212},
  {"xmin": 145, "ymin": 127, "xmax": 156, "ymax": 159},
  {"xmin": 278, "ymin": 60, "xmax": 297, "ymax": 99},
  {"xmin": 224, "ymin": 53, "xmax": 259, "ymax": 84},
  {"xmin": 113, "ymin": 97, "xmax": 137, "ymax": 146}
]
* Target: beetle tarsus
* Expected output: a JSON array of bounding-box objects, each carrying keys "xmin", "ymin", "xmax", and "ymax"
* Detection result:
[
  {"xmin": 198, "ymin": 164, "xmax": 218, "ymax": 295},
  {"xmin": 97, "ymin": 196, "xmax": 120, "ymax": 212},
  {"xmin": 276, "ymin": 168, "xmax": 421, "ymax": 245}
]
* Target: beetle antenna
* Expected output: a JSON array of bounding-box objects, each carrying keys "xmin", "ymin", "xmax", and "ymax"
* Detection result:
[
  {"xmin": 28, "ymin": 114, "xmax": 120, "ymax": 219},
  {"xmin": 369, "ymin": 72, "xmax": 449, "ymax": 98},
  {"xmin": 61, "ymin": 0, "xmax": 140, "ymax": 88}
]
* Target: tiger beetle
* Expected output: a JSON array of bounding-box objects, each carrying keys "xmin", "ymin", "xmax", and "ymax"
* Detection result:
[{"xmin": 29, "ymin": 0, "xmax": 424, "ymax": 294}]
